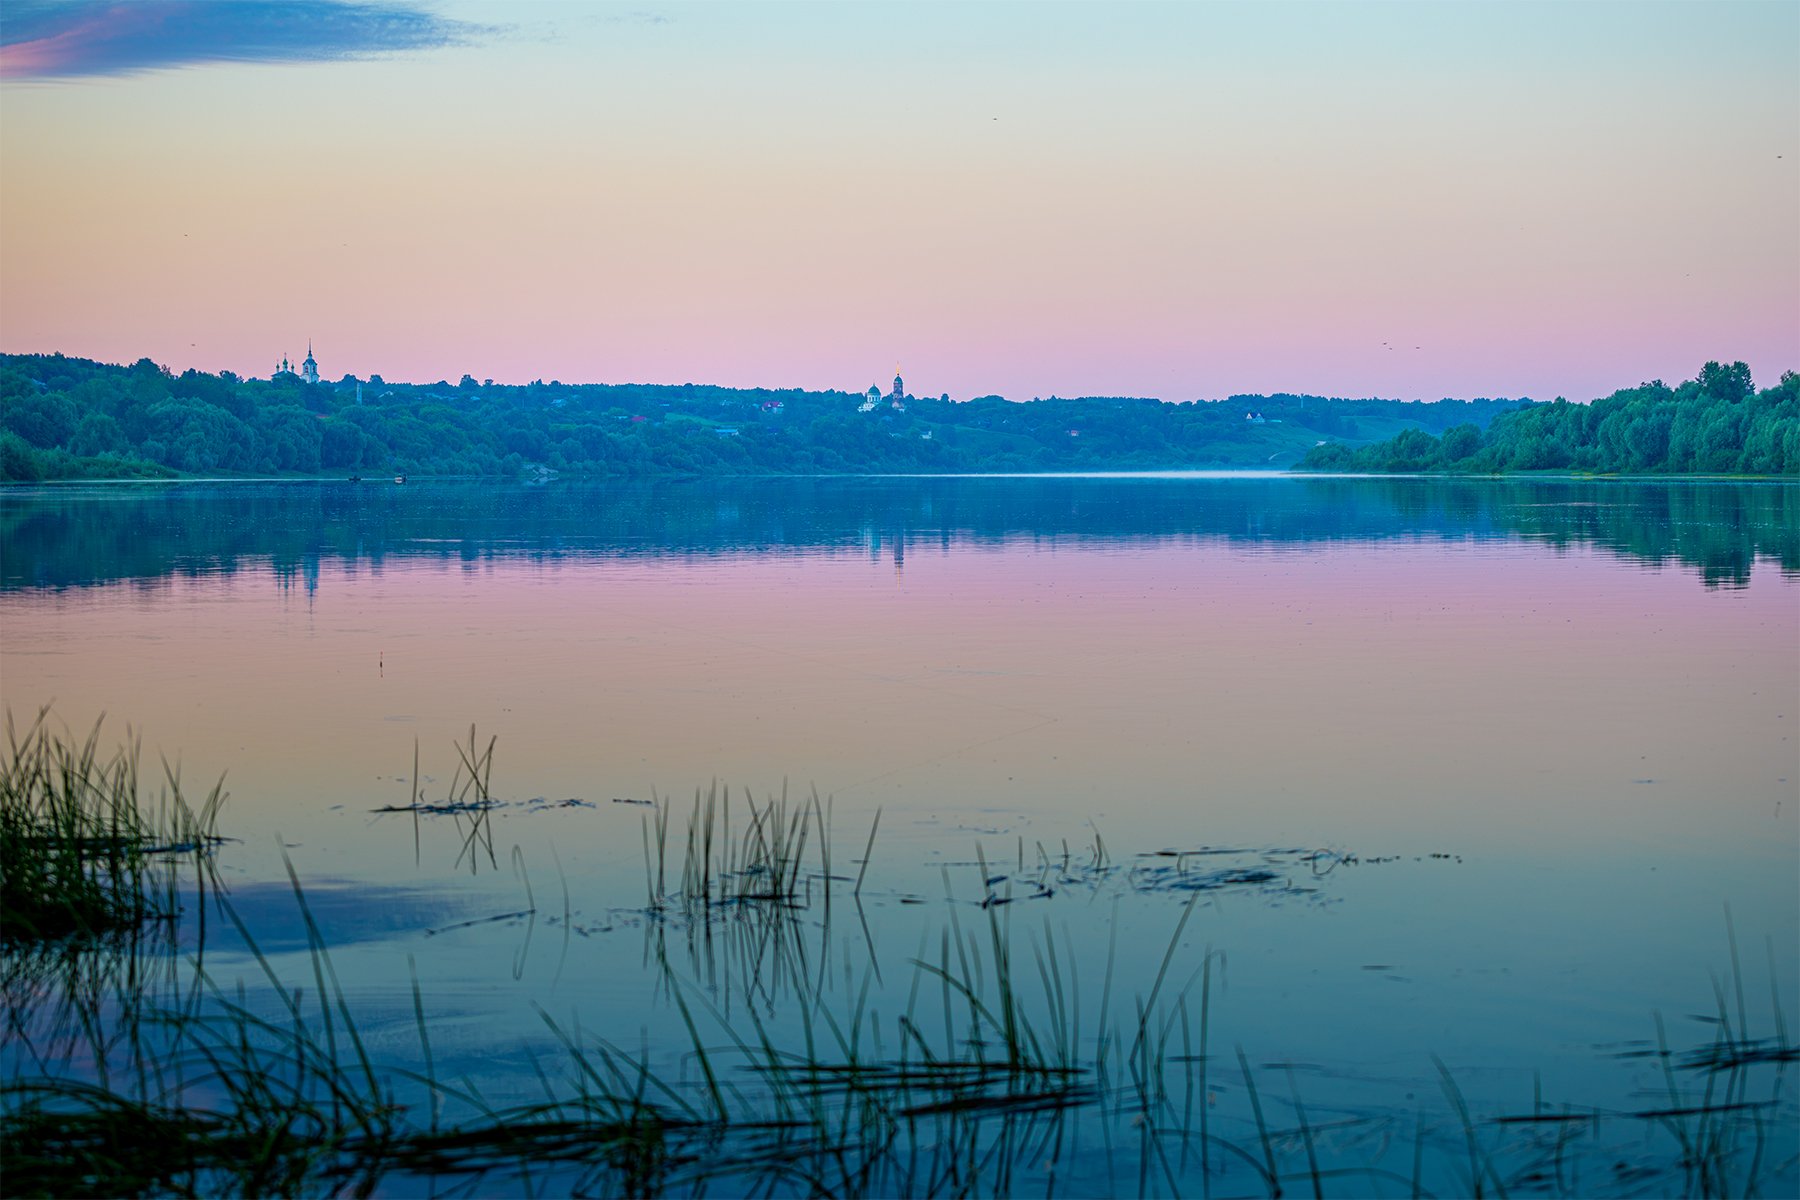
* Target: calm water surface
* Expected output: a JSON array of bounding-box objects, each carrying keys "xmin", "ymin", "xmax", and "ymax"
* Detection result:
[{"xmin": 3, "ymin": 474, "xmax": 1796, "ymax": 1195}]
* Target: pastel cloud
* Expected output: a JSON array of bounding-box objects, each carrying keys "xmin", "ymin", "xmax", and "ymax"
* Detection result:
[{"xmin": 0, "ymin": 0, "xmax": 485, "ymax": 80}]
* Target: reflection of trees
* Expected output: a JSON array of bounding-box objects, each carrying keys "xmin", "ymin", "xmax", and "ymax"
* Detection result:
[{"xmin": 2, "ymin": 477, "xmax": 1794, "ymax": 592}]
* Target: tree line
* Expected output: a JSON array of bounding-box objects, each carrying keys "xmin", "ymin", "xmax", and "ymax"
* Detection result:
[
  {"xmin": 1301, "ymin": 363, "xmax": 1798, "ymax": 475},
  {"xmin": 1, "ymin": 352, "xmax": 1528, "ymax": 482}
]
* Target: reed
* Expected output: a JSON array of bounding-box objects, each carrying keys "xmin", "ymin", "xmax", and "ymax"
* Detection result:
[
  {"xmin": 0, "ymin": 709, "xmax": 222, "ymax": 944},
  {"xmin": 6, "ymin": 734, "xmax": 1795, "ymax": 1198},
  {"xmin": 7, "ymin": 874, "xmax": 1795, "ymax": 1198},
  {"xmin": 647, "ymin": 782, "xmax": 851, "ymax": 912},
  {"xmin": 448, "ymin": 725, "xmax": 498, "ymax": 874}
]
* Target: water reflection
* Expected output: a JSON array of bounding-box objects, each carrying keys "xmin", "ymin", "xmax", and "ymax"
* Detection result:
[
  {"xmin": 203, "ymin": 879, "xmax": 483, "ymax": 957},
  {"xmin": 4, "ymin": 475, "xmax": 1795, "ymax": 591},
  {"xmin": 3, "ymin": 475, "xmax": 1796, "ymax": 1196}
]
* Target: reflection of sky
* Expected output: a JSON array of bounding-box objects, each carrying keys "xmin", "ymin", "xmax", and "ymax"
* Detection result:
[
  {"xmin": 204, "ymin": 878, "xmax": 487, "ymax": 949},
  {"xmin": 4, "ymin": 520, "xmax": 1794, "ymax": 1177},
  {"xmin": 5, "ymin": 530, "xmax": 1794, "ymax": 875},
  {"xmin": 2, "ymin": 2, "xmax": 1795, "ymax": 402}
]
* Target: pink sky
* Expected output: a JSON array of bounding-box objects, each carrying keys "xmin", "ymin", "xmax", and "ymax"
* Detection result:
[{"xmin": 2, "ymin": 1, "xmax": 1796, "ymax": 402}]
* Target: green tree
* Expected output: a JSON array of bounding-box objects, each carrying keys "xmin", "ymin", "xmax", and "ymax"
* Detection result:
[
  {"xmin": 0, "ymin": 429, "xmax": 44, "ymax": 480},
  {"xmin": 1, "ymin": 391, "xmax": 78, "ymax": 448},
  {"xmin": 1439, "ymin": 424, "xmax": 1480, "ymax": 462}
]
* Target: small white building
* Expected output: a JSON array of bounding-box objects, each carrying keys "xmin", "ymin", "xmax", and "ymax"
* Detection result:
[
  {"xmin": 273, "ymin": 341, "xmax": 321, "ymax": 383},
  {"xmin": 862, "ymin": 369, "xmax": 910, "ymax": 413}
]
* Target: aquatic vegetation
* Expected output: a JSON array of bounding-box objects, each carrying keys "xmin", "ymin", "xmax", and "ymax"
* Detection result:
[
  {"xmin": 0, "ymin": 710, "xmax": 223, "ymax": 943},
  {"xmin": 2, "ymin": 833, "xmax": 1795, "ymax": 1199},
  {"xmin": 3, "ymin": 860, "xmax": 1793, "ymax": 1198},
  {"xmin": 639, "ymin": 782, "xmax": 854, "ymax": 911},
  {"xmin": 369, "ymin": 727, "xmax": 500, "ymax": 873},
  {"xmin": 3, "ymin": 868, "xmax": 396, "ymax": 1196},
  {"xmin": 2, "ymin": 728, "xmax": 1793, "ymax": 1196}
]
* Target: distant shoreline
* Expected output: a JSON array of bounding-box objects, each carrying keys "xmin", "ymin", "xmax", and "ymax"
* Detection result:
[
  {"xmin": 6, "ymin": 468, "xmax": 1798, "ymax": 487},
  {"xmin": 5, "ymin": 353, "xmax": 1793, "ymax": 482}
]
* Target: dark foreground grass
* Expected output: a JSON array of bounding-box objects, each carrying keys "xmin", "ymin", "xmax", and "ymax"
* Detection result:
[
  {"xmin": 0, "ymin": 710, "xmax": 223, "ymax": 944},
  {"xmin": 3, "ymin": 866, "xmax": 1794, "ymax": 1199},
  {"xmin": 2, "ymin": 731, "xmax": 1793, "ymax": 1196}
]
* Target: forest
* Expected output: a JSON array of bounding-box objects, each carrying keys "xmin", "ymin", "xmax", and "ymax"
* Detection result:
[
  {"xmin": 0, "ymin": 353, "xmax": 1523, "ymax": 481},
  {"xmin": 1301, "ymin": 362, "xmax": 1798, "ymax": 475}
]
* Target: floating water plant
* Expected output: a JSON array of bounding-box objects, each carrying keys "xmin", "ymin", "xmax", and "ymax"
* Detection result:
[
  {"xmin": 5, "ymin": 725, "xmax": 1795, "ymax": 1198},
  {"xmin": 370, "ymin": 726, "xmax": 499, "ymax": 872},
  {"xmin": 9, "ymin": 863, "xmax": 1790, "ymax": 1198},
  {"xmin": 2, "ymin": 872, "xmax": 1790, "ymax": 1196}
]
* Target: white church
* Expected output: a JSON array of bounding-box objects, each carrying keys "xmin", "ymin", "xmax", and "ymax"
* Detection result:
[
  {"xmin": 273, "ymin": 342, "xmax": 320, "ymax": 384},
  {"xmin": 861, "ymin": 369, "xmax": 907, "ymax": 413}
]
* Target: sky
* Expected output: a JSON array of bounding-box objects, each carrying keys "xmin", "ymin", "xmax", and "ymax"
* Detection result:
[{"xmin": 1, "ymin": 0, "xmax": 1796, "ymax": 403}]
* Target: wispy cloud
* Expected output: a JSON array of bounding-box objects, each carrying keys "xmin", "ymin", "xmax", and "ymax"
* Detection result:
[{"xmin": 0, "ymin": 0, "xmax": 489, "ymax": 81}]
